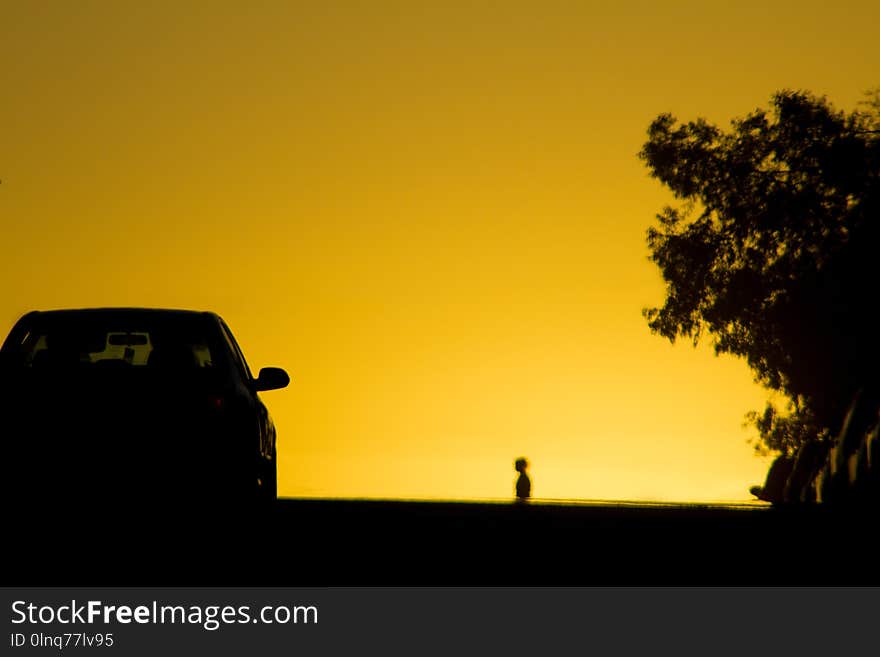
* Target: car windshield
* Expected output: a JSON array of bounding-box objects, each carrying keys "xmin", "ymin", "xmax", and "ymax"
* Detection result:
[{"xmin": 8, "ymin": 313, "xmax": 219, "ymax": 375}]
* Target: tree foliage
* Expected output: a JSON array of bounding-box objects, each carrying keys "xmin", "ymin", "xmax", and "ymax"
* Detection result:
[
  {"xmin": 640, "ymin": 89, "xmax": 880, "ymax": 451},
  {"xmin": 744, "ymin": 400, "xmax": 826, "ymax": 458}
]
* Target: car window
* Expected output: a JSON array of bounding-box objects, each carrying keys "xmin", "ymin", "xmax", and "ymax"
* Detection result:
[
  {"xmin": 14, "ymin": 316, "xmax": 217, "ymax": 374},
  {"xmin": 218, "ymin": 320, "xmax": 254, "ymax": 381}
]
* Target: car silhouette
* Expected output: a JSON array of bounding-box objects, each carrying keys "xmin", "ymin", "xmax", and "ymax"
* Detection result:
[{"xmin": 0, "ymin": 308, "xmax": 289, "ymax": 518}]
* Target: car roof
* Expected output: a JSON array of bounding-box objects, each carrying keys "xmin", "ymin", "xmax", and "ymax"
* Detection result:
[{"xmin": 21, "ymin": 308, "xmax": 220, "ymax": 321}]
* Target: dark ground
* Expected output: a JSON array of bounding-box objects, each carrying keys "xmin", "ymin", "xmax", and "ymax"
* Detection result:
[{"xmin": 5, "ymin": 498, "xmax": 876, "ymax": 586}]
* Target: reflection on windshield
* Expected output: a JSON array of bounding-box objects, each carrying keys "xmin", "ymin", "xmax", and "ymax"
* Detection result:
[{"xmin": 19, "ymin": 326, "xmax": 214, "ymax": 372}]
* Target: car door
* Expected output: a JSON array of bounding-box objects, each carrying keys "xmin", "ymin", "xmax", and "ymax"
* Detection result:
[{"xmin": 217, "ymin": 319, "xmax": 275, "ymax": 461}]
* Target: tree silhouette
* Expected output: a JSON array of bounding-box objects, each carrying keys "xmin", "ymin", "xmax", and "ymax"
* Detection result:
[{"xmin": 639, "ymin": 89, "xmax": 880, "ymax": 454}]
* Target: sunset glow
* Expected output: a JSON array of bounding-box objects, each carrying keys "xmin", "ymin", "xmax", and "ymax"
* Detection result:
[{"xmin": 3, "ymin": 1, "xmax": 878, "ymax": 501}]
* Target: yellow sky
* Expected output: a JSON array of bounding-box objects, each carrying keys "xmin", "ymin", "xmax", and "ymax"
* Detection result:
[{"xmin": 2, "ymin": 1, "xmax": 878, "ymax": 501}]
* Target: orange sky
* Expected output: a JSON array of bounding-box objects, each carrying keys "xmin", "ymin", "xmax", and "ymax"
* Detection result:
[{"xmin": 2, "ymin": 1, "xmax": 878, "ymax": 501}]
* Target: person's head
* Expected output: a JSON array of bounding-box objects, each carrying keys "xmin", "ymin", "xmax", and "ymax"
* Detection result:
[{"xmin": 515, "ymin": 457, "xmax": 528, "ymax": 473}]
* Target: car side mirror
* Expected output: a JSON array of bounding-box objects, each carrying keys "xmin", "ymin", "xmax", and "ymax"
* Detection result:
[{"xmin": 253, "ymin": 367, "xmax": 290, "ymax": 392}]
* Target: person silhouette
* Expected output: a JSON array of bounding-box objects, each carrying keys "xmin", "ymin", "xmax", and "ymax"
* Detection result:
[{"xmin": 514, "ymin": 457, "xmax": 531, "ymax": 502}]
